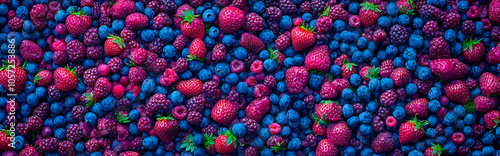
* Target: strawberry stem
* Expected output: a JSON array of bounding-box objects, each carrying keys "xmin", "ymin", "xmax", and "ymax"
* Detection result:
[
  {"xmin": 360, "ymin": 2, "xmax": 381, "ymax": 12},
  {"xmin": 179, "ymin": 10, "xmax": 199, "ymax": 25}
]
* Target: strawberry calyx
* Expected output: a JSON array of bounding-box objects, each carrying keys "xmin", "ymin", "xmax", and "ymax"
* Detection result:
[
  {"xmin": 408, "ymin": 115, "xmax": 429, "ymax": 133},
  {"xmin": 187, "ymin": 54, "xmax": 205, "ymax": 61},
  {"xmin": 64, "ymin": 66, "xmax": 80, "ymax": 81},
  {"xmin": 268, "ymin": 47, "xmax": 281, "ymax": 64},
  {"xmin": 203, "ymin": 133, "xmax": 216, "ymax": 149},
  {"xmin": 464, "ymin": 99, "xmax": 475, "ymax": 113},
  {"xmin": 312, "ymin": 113, "xmax": 328, "ymax": 126},
  {"xmin": 360, "ymin": 2, "xmax": 381, "ymax": 13},
  {"xmin": 463, "ymin": 38, "xmax": 482, "ymax": 51},
  {"xmin": 180, "ymin": 134, "xmax": 197, "ymax": 152},
  {"xmin": 343, "ymin": 59, "xmax": 357, "ymax": 70},
  {"xmin": 299, "ymin": 22, "xmax": 316, "ymax": 34},
  {"xmin": 367, "ymin": 66, "xmax": 381, "ymax": 80},
  {"xmin": 179, "ymin": 10, "xmax": 199, "ymax": 25},
  {"xmin": 157, "ymin": 114, "xmax": 175, "ymax": 121},
  {"xmin": 107, "ymin": 34, "xmax": 126, "ymax": 49},
  {"xmin": 70, "ymin": 8, "xmax": 87, "ymax": 17},
  {"xmin": 116, "ymin": 112, "xmax": 130, "ymax": 123},
  {"xmin": 270, "ymin": 141, "xmax": 288, "ymax": 153},
  {"xmin": 321, "ymin": 5, "xmax": 330, "ymax": 17},
  {"xmin": 0, "ymin": 60, "xmax": 15, "ymax": 71},
  {"xmin": 125, "ymin": 59, "xmax": 139, "ymax": 67},
  {"xmin": 0, "ymin": 129, "xmax": 13, "ymax": 136},
  {"xmin": 83, "ymin": 93, "xmax": 95, "ymax": 108},
  {"xmin": 222, "ymin": 129, "xmax": 240, "ymax": 148},
  {"xmin": 431, "ymin": 143, "xmax": 445, "ymax": 156}
]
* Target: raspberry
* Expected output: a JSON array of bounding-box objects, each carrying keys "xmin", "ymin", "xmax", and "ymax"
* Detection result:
[
  {"xmin": 83, "ymin": 27, "xmax": 99, "ymax": 46},
  {"xmin": 48, "ymin": 85, "xmax": 61, "ymax": 101},
  {"xmin": 422, "ymin": 20, "xmax": 443, "ymax": 36},
  {"xmin": 245, "ymin": 12, "xmax": 264, "ymax": 33},
  {"xmin": 153, "ymin": 13, "xmax": 172, "ymax": 30},
  {"xmin": 241, "ymin": 117, "xmax": 258, "ymax": 134},
  {"xmin": 329, "ymin": 4, "xmax": 348, "ymax": 21},
  {"xmin": 187, "ymin": 95, "xmax": 206, "ymax": 113},
  {"xmin": 67, "ymin": 124, "xmax": 85, "ymax": 142},
  {"xmin": 147, "ymin": 38, "xmax": 165, "ymax": 54},
  {"xmin": 311, "ymin": 0, "xmax": 326, "ymax": 13},
  {"xmin": 462, "ymin": 20, "xmax": 475, "ymax": 36},
  {"xmin": 86, "ymin": 46, "xmax": 104, "ymax": 60},
  {"xmin": 353, "ymin": 103, "xmax": 364, "ymax": 115},
  {"xmin": 33, "ymin": 102, "xmax": 50, "ymax": 119},
  {"xmin": 202, "ymin": 125, "xmax": 217, "ymax": 135},
  {"xmin": 245, "ymin": 146, "xmax": 258, "ymax": 156},
  {"xmin": 120, "ymin": 28, "xmax": 136, "ymax": 43},
  {"xmin": 443, "ymin": 12, "xmax": 460, "ymax": 30},
  {"xmin": 72, "ymin": 105, "xmax": 88, "ymax": 121},
  {"xmin": 300, "ymin": 1, "xmax": 312, "ymax": 13},
  {"xmin": 107, "ymin": 57, "xmax": 123, "ymax": 73},
  {"xmin": 491, "ymin": 26, "xmax": 500, "ymax": 41},
  {"xmin": 83, "ymin": 68, "xmax": 99, "ymax": 87},
  {"xmin": 58, "ymin": 141, "xmax": 76, "ymax": 156},
  {"xmin": 8, "ymin": 17, "xmax": 23, "ymax": 31},
  {"xmin": 279, "ymin": 0, "xmax": 297, "ymax": 14},
  {"xmin": 137, "ymin": 116, "xmax": 152, "ymax": 132},
  {"xmin": 36, "ymin": 137, "xmax": 59, "ymax": 152}
]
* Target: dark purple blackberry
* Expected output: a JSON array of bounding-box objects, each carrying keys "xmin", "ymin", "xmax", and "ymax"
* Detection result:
[
  {"xmin": 215, "ymin": 0, "xmax": 229, "ymax": 6},
  {"xmin": 279, "ymin": 0, "xmax": 297, "ymax": 14},
  {"xmin": 59, "ymin": 141, "xmax": 76, "ymax": 156},
  {"xmin": 466, "ymin": 78, "xmax": 478, "ymax": 90},
  {"xmin": 91, "ymin": 2, "xmax": 100, "ymax": 19},
  {"xmin": 227, "ymin": 90, "xmax": 240, "ymax": 103},
  {"xmin": 151, "ymin": 58, "xmax": 167, "ymax": 74},
  {"xmin": 300, "ymin": 1, "xmax": 312, "ymax": 13},
  {"xmin": 265, "ymin": 0, "xmax": 279, "ymax": 7},
  {"xmin": 74, "ymin": 65, "xmax": 84, "ymax": 77},
  {"xmin": 436, "ymin": 123, "xmax": 444, "ymax": 135},
  {"xmin": 131, "ymin": 137, "xmax": 143, "ymax": 150},
  {"xmin": 202, "ymin": 81, "xmax": 218, "ymax": 98},
  {"xmin": 137, "ymin": 116, "xmax": 152, "ymax": 132},
  {"xmin": 316, "ymin": 16, "xmax": 333, "ymax": 33},
  {"xmin": 67, "ymin": 40, "xmax": 86, "ymax": 62},
  {"xmin": 187, "ymin": 95, "xmax": 206, "ymax": 113},
  {"xmin": 377, "ymin": 107, "xmax": 390, "ymax": 119},
  {"xmin": 67, "ymin": 124, "xmax": 85, "ymax": 142},
  {"xmin": 33, "ymin": 102, "xmax": 50, "ymax": 119},
  {"xmin": 189, "ymin": 0, "xmax": 203, "ymax": 7},
  {"xmin": 202, "ymin": 125, "xmax": 217, "ymax": 135},
  {"xmin": 244, "ymin": 53, "xmax": 258, "ymax": 68},
  {"xmin": 83, "ymin": 67, "xmax": 99, "ymax": 87},
  {"xmin": 492, "ymin": 26, "xmax": 500, "ymax": 41},
  {"xmin": 245, "ymin": 12, "xmax": 264, "ymax": 33},
  {"xmin": 72, "ymin": 105, "xmax": 88, "ymax": 121},
  {"xmin": 241, "ymin": 117, "xmax": 258, "ymax": 134},
  {"xmin": 16, "ymin": 123, "xmax": 28, "ymax": 135},
  {"xmin": 107, "ymin": 57, "xmax": 123, "ymax": 73},
  {"xmin": 153, "ymin": 13, "xmax": 172, "ymax": 30},
  {"xmin": 231, "ymin": 0, "xmax": 246, "ymax": 9},
  {"xmin": 263, "ymin": 75, "xmax": 277, "ymax": 89},
  {"xmin": 187, "ymin": 111, "xmax": 203, "ymax": 125},
  {"xmin": 396, "ymin": 88, "xmax": 406, "ymax": 101},
  {"xmin": 161, "ymin": 0, "xmax": 177, "ymax": 14},
  {"xmin": 303, "ymin": 95, "xmax": 315, "ymax": 107},
  {"xmin": 389, "ymin": 24, "xmax": 409, "ymax": 46},
  {"xmin": 462, "ymin": 20, "xmax": 475, "ymax": 36},
  {"xmin": 118, "ymin": 98, "xmax": 131, "ymax": 107},
  {"xmin": 311, "ymin": 0, "xmax": 326, "ymax": 13},
  {"xmin": 53, "ymin": 51, "xmax": 67, "ymax": 65},
  {"xmin": 302, "ymin": 134, "xmax": 317, "ymax": 147},
  {"xmin": 173, "ymin": 35, "xmax": 189, "ymax": 51},
  {"xmin": 353, "ymin": 103, "xmax": 364, "ymax": 115},
  {"xmin": 473, "ymin": 124, "xmax": 484, "ymax": 137},
  {"xmin": 147, "ymin": 38, "xmax": 165, "ymax": 54},
  {"xmin": 350, "ymin": 138, "xmax": 364, "ymax": 151},
  {"xmin": 85, "ymin": 139, "xmax": 100, "ymax": 153},
  {"xmin": 83, "ymin": 27, "xmax": 99, "ymax": 46},
  {"xmin": 8, "ymin": 17, "xmax": 23, "ymax": 31},
  {"xmin": 99, "ymin": 16, "xmax": 112, "ymax": 27},
  {"xmin": 443, "ymin": 12, "xmax": 460, "ymax": 30},
  {"xmin": 422, "ymin": 20, "xmax": 443, "ymax": 37},
  {"xmin": 329, "ymin": 4, "xmax": 348, "ymax": 21},
  {"xmin": 457, "ymin": 145, "xmax": 470, "ymax": 156},
  {"xmin": 388, "ymin": 148, "xmax": 404, "ymax": 156},
  {"xmin": 48, "ymin": 85, "xmax": 61, "ymax": 101},
  {"xmin": 473, "ymin": 139, "xmax": 483, "ymax": 150},
  {"xmin": 146, "ymin": 1, "xmax": 161, "ymax": 13},
  {"xmin": 86, "ymin": 46, "xmax": 103, "ymax": 60},
  {"xmin": 245, "ymin": 146, "xmax": 258, "ymax": 156},
  {"xmin": 266, "ymin": 7, "xmax": 282, "ymax": 21},
  {"xmin": 371, "ymin": 116, "xmax": 384, "ymax": 133},
  {"xmin": 36, "ymin": 137, "xmax": 60, "ymax": 152},
  {"xmin": 172, "ymin": 57, "xmax": 189, "ymax": 73}
]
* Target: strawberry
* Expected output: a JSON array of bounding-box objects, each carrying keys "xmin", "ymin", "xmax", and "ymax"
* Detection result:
[
  {"xmin": 405, "ymin": 98, "xmax": 430, "ymax": 119},
  {"xmin": 462, "ymin": 38, "xmax": 484, "ymax": 63},
  {"xmin": 326, "ymin": 121, "xmax": 351, "ymax": 147},
  {"xmin": 245, "ymin": 96, "xmax": 271, "ymax": 122},
  {"xmin": 53, "ymin": 67, "xmax": 79, "ymax": 91},
  {"xmin": 399, "ymin": 116, "xmax": 428, "ymax": 145},
  {"xmin": 372, "ymin": 132, "xmax": 395, "ymax": 153},
  {"xmin": 424, "ymin": 143, "xmax": 445, "ymax": 156},
  {"xmin": 320, "ymin": 78, "xmax": 337, "ymax": 99},
  {"xmin": 211, "ymin": 99, "xmax": 238, "ymax": 124},
  {"xmin": 19, "ymin": 146, "xmax": 42, "ymax": 156},
  {"xmin": 341, "ymin": 59, "xmax": 357, "ymax": 79},
  {"xmin": 179, "ymin": 10, "xmax": 205, "ymax": 39},
  {"xmin": 187, "ymin": 38, "xmax": 207, "ymax": 61},
  {"xmin": 65, "ymin": 9, "xmax": 91, "ymax": 36},
  {"xmin": 489, "ymin": 0, "xmax": 500, "ymax": 23},
  {"xmin": 174, "ymin": 4, "xmax": 194, "ymax": 28},
  {"xmin": 484, "ymin": 110, "xmax": 500, "ymax": 129},
  {"xmin": 429, "ymin": 59, "xmax": 467, "ymax": 81},
  {"xmin": 104, "ymin": 34, "xmax": 126, "ymax": 56},
  {"xmin": 285, "ymin": 66, "xmax": 309, "ymax": 94},
  {"xmin": 34, "ymin": 70, "xmax": 52, "ymax": 87},
  {"xmin": 305, "ymin": 45, "xmax": 331, "ymax": 73},
  {"xmin": 218, "ymin": 6, "xmax": 245, "ymax": 33},
  {"xmin": 313, "ymin": 122, "xmax": 327, "ymax": 136},
  {"xmin": 359, "ymin": 2, "xmax": 381, "ymax": 27},
  {"xmin": 397, "ymin": 0, "xmax": 415, "ymax": 15},
  {"xmin": 479, "ymin": 72, "xmax": 500, "ymax": 96},
  {"xmin": 268, "ymin": 48, "xmax": 285, "ymax": 66},
  {"xmin": 316, "ymin": 139, "xmax": 338, "ymax": 156},
  {"xmin": 473, "ymin": 96, "xmax": 497, "ymax": 113},
  {"xmin": 314, "ymin": 100, "xmax": 342, "ymax": 124},
  {"xmin": 291, "ymin": 22, "xmax": 315, "ymax": 51},
  {"xmin": 215, "ymin": 129, "xmax": 239, "ymax": 154},
  {"xmin": 0, "ymin": 62, "xmax": 27, "ymax": 94},
  {"xmin": 175, "ymin": 78, "xmax": 203, "ymax": 97},
  {"xmin": 111, "ymin": 0, "xmax": 135, "ymax": 19},
  {"xmin": 83, "ymin": 77, "xmax": 111, "ymax": 107},
  {"xmin": 359, "ymin": 66, "xmax": 381, "ymax": 81},
  {"xmin": 444, "ymin": 80, "xmax": 470, "ymax": 104},
  {"xmin": 390, "ymin": 68, "xmax": 411, "ymax": 87},
  {"xmin": 155, "ymin": 114, "xmax": 179, "ymax": 144},
  {"xmin": 0, "ymin": 130, "xmax": 12, "ymax": 152},
  {"xmin": 239, "ymin": 32, "xmax": 265, "ymax": 54},
  {"xmin": 20, "ymin": 40, "xmax": 43, "ymax": 62},
  {"xmin": 487, "ymin": 46, "xmax": 500, "ymax": 65}
]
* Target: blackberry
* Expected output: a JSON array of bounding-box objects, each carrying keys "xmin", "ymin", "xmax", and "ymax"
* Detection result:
[
  {"xmin": 215, "ymin": 0, "xmax": 229, "ymax": 6},
  {"xmin": 146, "ymin": 1, "xmax": 161, "ymax": 13},
  {"xmin": 443, "ymin": 12, "xmax": 460, "ymax": 30},
  {"xmin": 36, "ymin": 137, "xmax": 60, "ymax": 152},
  {"xmin": 245, "ymin": 146, "xmax": 258, "ymax": 156},
  {"xmin": 33, "ymin": 102, "xmax": 50, "ymax": 119},
  {"xmin": 244, "ymin": 53, "xmax": 258, "ymax": 68},
  {"xmin": 72, "ymin": 105, "xmax": 88, "ymax": 121},
  {"xmin": 202, "ymin": 125, "xmax": 217, "ymax": 135},
  {"xmin": 492, "ymin": 26, "xmax": 500, "ymax": 41},
  {"xmin": 118, "ymin": 98, "xmax": 131, "ymax": 107},
  {"xmin": 396, "ymin": 88, "xmax": 406, "ymax": 101},
  {"xmin": 187, "ymin": 95, "xmax": 206, "ymax": 113},
  {"xmin": 137, "ymin": 116, "xmax": 152, "ymax": 132},
  {"xmin": 371, "ymin": 116, "xmax": 385, "ymax": 133},
  {"xmin": 16, "ymin": 123, "xmax": 28, "ymax": 136},
  {"xmin": 389, "ymin": 24, "xmax": 409, "ymax": 46},
  {"xmin": 99, "ymin": 16, "xmax": 112, "ymax": 27},
  {"xmin": 266, "ymin": 7, "xmax": 283, "ymax": 21},
  {"xmin": 67, "ymin": 124, "xmax": 85, "ymax": 142},
  {"xmin": 466, "ymin": 78, "xmax": 478, "ymax": 89},
  {"xmin": 173, "ymin": 35, "xmax": 189, "ymax": 51},
  {"xmin": 241, "ymin": 117, "xmax": 258, "ymax": 134},
  {"xmin": 303, "ymin": 95, "xmax": 315, "ymax": 107},
  {"xmin": 91, "ymin": 2, "xmax": 100, "ymax": 19},
  {"xmin": 232, "ymin": 0, "xmax": 246, "ymax": 9},
  {"xmin": 48, "ymin": 85, "xmax": 61, "ymax": 101},
  {"xmin": 462, "ymin": 20, "xmax": 475, "ymax": 36},
  {"xmin": 388, "ymin": 148, "xmax": 404, "ymax": 156},
  {"xmin": 279, "ymin": 0, "xmax": 297, "ymax": 14},
  {"xmin": 350, "ymin": 138, "xmax": 364, "ymax": 151},
  {"xmin": 316, "ymin": 16, "xmax": 333, "ymax": 33},
  {"xmin": 245, "ymin": 12, "xmax": 264, "ymax": 33},
  {"xmin": 377, "ymin": 107, "xmax": 390, "ymax": 119},
  {"xmin": 212, "ymin": 43, "xmax": 226, "ymax": 61},
  {"xmin": 83, "ymin": 67, "xmax": 99, "ymax": 87},
  {"xmin": 147, "ymin": 38, "xmax": 165, "ymax": 54},
  {"xmin": 120, "ymin": 28, "xmax": 136, "ymax": 43},
  {"xmin": 67, "ymin": 40, "xmax": 86, "ymax": 62},
  {"xmin": 263, "ymin": 75, "xmax": 277, "ymax": 89},
  {"xmin": 303, "ymin": 134, "xmax": 317, "ymax": 147},
  {"xmin": 53, "ymin": 51, "xmax": 68, "ymax": 65},
  {"xmin": 85, "ymin": 139, "xmax": 100, "ymax": 153},
  {"xmin": 275, "ymin": 32, "xmax": 290, "ymax": 52},
  {"xmin": 202, "ymin": 81, "xmax": 218, "ymax": 98},
  {"xmin": 268, "ymin": 20, "xmax": 280, "ymax": 34},
  {"xmin": 172, "ymin": 57, "xmax": 189, "ymax": 73},
  {"xmin": 435, "ymin": 123, "xmax": 444, "ymax": 135},
  {"xmin": 329, "ymin": 4, "xmax": 348, "ymax": 21},
  {"xmin": 457, "ymin": 145, "xmax": 469, "ymax": 156},
  {"xmin": 107, "ymin": 57, "xmax": 123, "ymax": 73},
  {"xmin": 189, "ymin": 0, "xmax": 203, "ymax": 7},
  {"xmin": 131, "ymin": 137, "xmax": 143, "ymax": 150},
  {"xmin": 8, "ymin": 17, "xmax": 23, "ymax": 31},
  {"xmin": 153, "ymin": 13, "xmax": 172, "ymax": 30},
  {"xmin": 162, "ymin": 0, "xmax": 177, "ymax": 14},
  {"xmin": 419, "ymin": 5, "xmax": 445, "ymax": 22},
  {"xmin": 353, "ymin": 103, "xmax": 364, "ymax": 115},
  {"xmin": 413, "ymin": 79, "xmax": 433, "ymax": 94},
  {"xmin": 74, "ymin": 65, "xmax": 84, "ymax": 77},
  {"xmin": 473, "ymin": 124, "xmax": 484, "ymax": 137},
  {"xmin": 151, "ymin": 58, "xmax": 167, "ymax": 74},
  {"xmin": 147, "ymin": 93, "xmax": 169, "ymax": 113},
  {"xmin": 422, "ymin": 20, "xmax": 443, "ymax": 37},
  {"xmin": 300, "ymin": 1, "xmax": 312, "ymax": 13},
  {"xmin": 265, "ymin": 0, "xmax": 279, "ymax": 7},
  {"xmin": 83, "ymin": 28, "xmax": 99, "ymax": 46},
  {"xmin": 311, "ymin": 0, "xmax": 326, "ymax": 13},
  {"xmin": 58, "ymin": 141, "xmax": 76, "ymax": 156},
  {"xmin": 187, "ymin": 111, "xmax": 203, "ymax": 125},
  {"xmin": 86, "ymin": 46, "xmax": 104, "ymax": 60},
  {"xmin": 473, "ymin": 139, "xmax": 483, "ymax": 150},
  {"xmin": 227, "ymin": 90, "xmax": 240, "ymax": 103}
]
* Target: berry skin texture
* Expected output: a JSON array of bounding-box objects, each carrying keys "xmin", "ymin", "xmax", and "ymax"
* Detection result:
[
  {"xmin": 291, "ymin": 23, "xmax": 316, "ymax": 51},
  {"xmin": 285, "ymin": 66, "xmax": 310, "ymax": 94},
  {"xmin": 211, "ymin": 99, "xmax": 238, "ymax": 124},
  {"xmin": 218, "ymin": 6, "xmax": 245, "ymax": 33},
  {"xmin": 53, "ymin": 67, "xmax": 78, "ymax": 92}
]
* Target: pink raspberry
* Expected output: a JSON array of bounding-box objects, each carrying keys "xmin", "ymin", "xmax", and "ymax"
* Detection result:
[
  {"xmin": 385, "ymin": 116, "xmax": 397, "ymax": 128},
  {"xmin": 172, "ymin": 105, "xmax": 188, "ymax": 120},
  {"xmin": 160, "ymin": 68, "xmax": 178, "ymax": 87},
  {"xmin": 250, "ymin": 60, "xmax": 264, "ymax": 74},
  {"xmin": 269, "ymin": 123, "xmax": 281, "ymax": 135},
  {"xmin": 98, "ymin": 64, "xmax": 110, "ymax": 76}
]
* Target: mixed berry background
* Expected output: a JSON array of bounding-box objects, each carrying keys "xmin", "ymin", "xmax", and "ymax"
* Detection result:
[{"xmin": 1, "ymin": 0, "xmax": 500, "ymax": 155}]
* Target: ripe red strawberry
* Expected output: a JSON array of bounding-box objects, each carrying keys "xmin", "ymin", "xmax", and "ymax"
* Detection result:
[
  {"xmin": 313, "ymin": 122, "xmax": 327, "ymax": 136},
  {"xmin": 320, "ymin": 79, "xmax": 337, "ymax": 99},
  {"xmin": 155, "ymin": 114, "xmax": 179, "ymax": 144},
  {"xmin": 479, "ymin": 72, "xmax": 500, "ymax": 96},
  {"xmin": 285, "ymin": 66, "xmax": 310, "ymax": 94},
  {"xmin": 104, "ymin": 34, "xmax": 126, "ymax": 56},
  {"xmin": 372, "ymin": 132, "xmax": 395, "ymax": 153},
  {"xmin": 429, "ymin": 58, "xmax": 467, "ymax": 81},
  {"xmin": 218, "ymin": 6, "xmax": 245, "ymax": 33},
  {"xmin": 20, "ymin": 40, "xmax": 43, "ymax": 62},
  {"xmin": 211, "ymin": 99, "xmax": 238, "ymax": 124},
  {"xmin": 214, "ymin": 129, "xmax": 239, "ymax": 154},
  {"xmin": 65, "ymin": 9, "xmax": 91, "ymax": 36},
  {"xmin": 268, "ymin": 48, "xmax": 285, "ymax": 66},
  {"xmin": 111, "ymin": 0, "xmax": 135, "ymax": 19},
  {"xmin": 424, "ymin": 143, "xmax": 445, "ymax": 156},
  {"xmin": 399, "ymin": 116, "xmax": 428, "ymax": 144},
  {"xmin": 239, "ymin": 32, "xmax": 265, "ymax": 54},
  {"xmin": 405, "ymin": 98, "xmax": 430, "ymax": 119},
  {"xmin": 444, "ymin": 80, "xmax": 470, "ymax": 104},
  {"xmin": 489, "ymin": 0, "xmax": 500, "ymax": 23},
  {"xmin": 34, "ymin": 70, "xmax": 52, "ymax": 87},
  {"xmin": 487, "ymin": 46, "xmax": 500, "ymax": 65},
  {"xmin": 188, "ymin": 38, "xmax": 207, "ymax": 61},
  {"xmin": 305, "ymin": 45, "xmax": 331, "ymax": 72},
  {"xmin": 359, "ymin": 2, "xmax": 381, "ymax": 27},
  {"xmin": 326, "ymin": 121, "xmax": 351, "ymax": 147},
  {"xmin": 291, "ymin": 22, "xmax": 315, "ymax": 51},
  {"xmin": 0, "ymin": 130, "xmax": 12, "ymax": 152},
  {"xmin": 390, "ymin": 68, "xmax": 411, "ymax": 87},
  {"xmin": 484, "ymin": 110, "xmax": 500, "ymax": 129},
  {"xmin": 179, "ymin": 10, "xmax": 205, "ymax": 39},
  {"xmin": 359, "ymin": 66, "xmax": 381, "ymax": 81},
  {"xmin": 53, "ymin": 67, "xmax": 78, "ymax": 91},
  {"xmin": 19, "ymin": 146, "xmax": 42, "ymax": 156},
  {"xmin": 474, "ymin": 96, "xmax": 497, "ymax": 113},
  {"xmin": 462, "ymin": 39, "xmax": 484, "ymax": 63},
  {"xmin": 125, "ymin": 13, "xmax": 148, "ymax": 30},
  {"xmin": 341, "ymin": 59, "xmax": 357, "ymax": 79},
  {"xmin": 174, "ymin": 4, "xmax": 194, "ymax": 28},
  {"xmin": 316, "ymin": 139, "xmax": 338, "ymax": 156},
  {"xmin": 314, "ymin": 100, "xmax": 342, "ymax": 123},
  {"xmin": 245, "ymin": 96, "xmax": 271, "ymax": 122},
  {"xmin": 176, "ymin": 78, "xmax": 203, "ymax": 97}
]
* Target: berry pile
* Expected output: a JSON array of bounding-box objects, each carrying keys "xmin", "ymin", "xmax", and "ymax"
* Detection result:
[{"xmin": 1, "ymin": 0, "xmax": 500, "ymax": 155}]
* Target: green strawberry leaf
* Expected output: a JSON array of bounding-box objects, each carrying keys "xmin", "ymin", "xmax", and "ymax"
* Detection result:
[
  {"xmin": 116, "ymin": 112, "xmax": 131, "ymax": 123},
  {"xmin": 83, "ymin": 93, "xmax": 95, "ymax": 108},
  {"xmin": 360, "ymin": 2, "xmax": 381, "ymax": 12},
  {"xmin": 321, "ymin": 5, "xmax": 330, "ymax": 17},
  {"xmin": 203, "ymin": 133, "xmax": 216, "ymax": 149},
  {"xmin": 181, "ymin": 134, "xmax": 197, "ymax": 152},
  {"xmin": 179, "ymin": 10, "xmax": 200, "ymax": 25}
]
